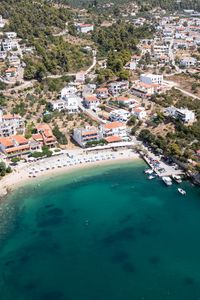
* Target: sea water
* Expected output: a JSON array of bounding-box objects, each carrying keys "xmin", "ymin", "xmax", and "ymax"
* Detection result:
[{"xmin": 0, "ymin": 161, "xmax": 200, "ymax": 300}]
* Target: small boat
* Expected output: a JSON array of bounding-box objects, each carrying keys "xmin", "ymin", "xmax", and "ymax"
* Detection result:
[
  {"xmin": 178, "ymin": 188, "xmax": 186, "ymax": 195},
  {"xmin": 148, "ymin": 175, "xmax": 156, "ymax": 180},
  {"xmin": 172, "ymin": 175, "xmax": 182, "ymax": 183},
  {"xmin": 162, "ymin": 176, "xmax": 172, "ymax": 186},
  {"xmin": 144, "ymin": 168, "xmax": 154, "ymax": 174}
]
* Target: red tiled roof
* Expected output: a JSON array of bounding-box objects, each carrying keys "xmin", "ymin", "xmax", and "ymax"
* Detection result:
[
  {"xmin": 103, "ymin": 121, "xmax": 124, "ymax": 130},
  {"xmin": 96, "ymin": 88, "xmax": 108, "ymax": 92},
  {"xmin": 0, "ymin": 137, "xmax": 14, "ymax": 148},
  {"xmin": 5, "ymin": 67, "xmax": 17, "ymax": 73},
  {"xmin": 82, "ymin": 131, "xmax": 98, "ymax": 136},
  {"xmin": 6, "ymin": 145, "xmax": 30, "ymax": 154},
  {"xmin": 105, "ymin": 135, "xmax": 122, "ymax": 143},
  {"xmin": 85, "ymin": 95, "xmax": 98, "ymax": 102},
  {"xmin": 12, "ymin": 135, "xmax": 28, "ymax": 145}
]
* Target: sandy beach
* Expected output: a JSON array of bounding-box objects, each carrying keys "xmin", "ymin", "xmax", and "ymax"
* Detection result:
[{"xmin": 0, "ymin": 149, "xmax": 141, "ymax": 198}]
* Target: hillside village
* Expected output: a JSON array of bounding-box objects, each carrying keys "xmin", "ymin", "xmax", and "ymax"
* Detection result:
[{"xmin": 0, "ymin": 1, "xmax": 199, "ymax": 185}]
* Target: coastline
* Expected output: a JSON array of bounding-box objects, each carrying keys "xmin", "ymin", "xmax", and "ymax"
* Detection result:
[{"xmin": 0, "ymin": 150, "xmax": 141, "ymax": 198}]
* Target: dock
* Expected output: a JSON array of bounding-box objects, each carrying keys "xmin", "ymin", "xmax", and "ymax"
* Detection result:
[{"xmin": 141, "ymin": 151, "xmax": 185, "ymax": 178}]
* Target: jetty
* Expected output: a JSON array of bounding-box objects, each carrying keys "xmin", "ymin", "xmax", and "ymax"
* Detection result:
[{"xmin": 140, "ymin": 150, "xmax": 184, "ymax": 178}]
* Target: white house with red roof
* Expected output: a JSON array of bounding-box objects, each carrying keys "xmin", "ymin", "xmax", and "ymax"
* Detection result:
[
  {"xmin": 33, "ymin": 124, "xmax": 57, "ymax": 148},
  {"xmin": 111, "ymin": 96, "xmax": 138, "ymax": 108},
  {"xmin": 0, "ymin": 110, "xmax": 25, "ymax": 137},
  {"xmin": 5, "ymin": 67, "xmax": 17, "ymax": 79},
  {"xmin": 109, "ymin": 109, "xmax": 130, "ymax": 122},
  {"xmin": 73, "ymin": 126, "xmax": 102, "ymax": 147},
  {"xmin": 76, "ymin": 23, "xmax": 94, "ymax": 34},
  {"xmin": 131, "ymin": 81, "xmax": 161, "ymax": 98},
  {"xmin": 100, "ymin": 121, "xmax": 127, "ymax": 140},
  {"xmin": 108, "ymin": 81, "xmax": 129, "ymax": 95},
  {"xmin": 132, "ymin": 107, "xmax": 147, "ymax": 120},
  {"xmin": 83, "ymin": 95, "xmax": 100, "ymax": 110},
  {"xmin": 0, "ymin": 135, "xmax": 30, "ymax": 157},
  {"xmin": 96, "ymin": 87, "xmax": 109, "ymax": 99}
]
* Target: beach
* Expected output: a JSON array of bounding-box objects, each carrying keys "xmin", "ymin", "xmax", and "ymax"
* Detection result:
[{"xmin": 0, "ymin": 148, "xmax": 140, "ymax": 198}]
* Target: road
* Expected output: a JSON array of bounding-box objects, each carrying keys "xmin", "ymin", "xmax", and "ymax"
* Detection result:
[
  {"xmin": 77, "ymin": 96, "xmax": 104, "ymax": 124},
  {"xmin": 3, "ymin": 80, "xmax": 35, "ymax": 95},
  {"xmin": 1, "ymin": 49, "xmax": 97, "ymax": 93},
  {"xmin": 45, "ymin": 50, "xmax": 97, "ymax": 79},
  {"xmin": 163, "ymin": 79, "xmax": 200, "ymax": 100},
  {"xmin": 175, "ymin": 87, "xmax": 200, "ymax": 100}
]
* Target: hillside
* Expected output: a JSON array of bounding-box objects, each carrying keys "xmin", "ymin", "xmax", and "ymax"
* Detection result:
[
  {"xmin": 136, "ymin": 0, "xmax": 200, "ymax": 11},
  {"xmin": 0, "ymin": 0, "xmax": 92, "ymax": 80},
  {"xmin": 53, "ymin": 0, "xmax": 200, "ymax": 11}
]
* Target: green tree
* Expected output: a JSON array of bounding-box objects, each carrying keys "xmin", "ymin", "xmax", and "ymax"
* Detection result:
[
  {"xmin": 53, "ymin": 125, "xmax": 68, "ymax": 145},
  {"xmin": 127, "ymin": 115, "xmax": 137, "ymax": 126},
  {"xmin": 0, "ymin": 162, "xmax": 7, "ymax": 176}
]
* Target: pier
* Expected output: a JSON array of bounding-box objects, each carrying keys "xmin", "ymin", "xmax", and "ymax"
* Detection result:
[{"xmin": 140, "ymin": 151, "xmax": 185, "ymax": 178}]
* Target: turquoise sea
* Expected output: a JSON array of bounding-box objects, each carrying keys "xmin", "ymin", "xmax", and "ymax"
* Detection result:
[{"xmin": 0, "ymin": 161, "xmax": 200, "ymax": 300}]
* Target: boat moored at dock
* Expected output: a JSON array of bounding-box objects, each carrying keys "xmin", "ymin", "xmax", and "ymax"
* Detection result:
[
  {"xmin": 172, "ymin": 174, "xmax": 182, "ymax": 184},
  {"xmin": 144, "ymin": 168, "xmax": 154, "ymax": 174},
  {"xmin": 162, "ymin": 176, "xmax": 173, "ymax": 186}
]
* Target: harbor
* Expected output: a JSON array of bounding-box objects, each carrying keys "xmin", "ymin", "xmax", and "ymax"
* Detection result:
[{"xmin": 140, "ymin": 150, "xmax": 185, "ymax": 178}]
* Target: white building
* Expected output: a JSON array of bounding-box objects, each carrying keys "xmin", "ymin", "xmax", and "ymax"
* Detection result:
[
  {"xmin": 52, "ymin": 97, "xmax": 79, "ymax": 114},
  {"xmin": 140, "ymin": 74, "xmax": 163, "ymax": 85},
  {"xmin": 96, "ymin": 88, "xmax": 109, "ymax": 99},
  {"xmin": 2, "ymin": 39, "xmax": 18, "ymax": 51},
  {"xmin": 152, "ymin": 44, "xmax": 170, "ymax": 58},
  {"xmin": 111, "ymin": 96, "xmax": 138, "ymax": 108},
  {"xmin": 51, "ymin": 100, "xmax": 66, "ymax": 112},
  {"xmin": 73, "ymin": 127, "xmax": 102, "ymax": 147},
  {"xmin": 84, "ymin": 95, "xmax": 100, "ymax": 110},
  {"xmin": 64, "ymin": 96, "xmax": 79, "ymax": 113},
  {"xmin": 76, "ymin": 72, "xmax": 85, "ymax": 83},
  {"xmin": 101, "ymin": 121, "xmax": 127, "ymax": 139},
  {"xmin": 60, "ymin": 86, "xmax": 77, "ymax": 98},
  {"xmin": 0, "ymin": 51, "xmax": 7, "ymax": 61},
  {"xmin": 5, "ymin": 67, "xmax": 17, "ymax": 79},
  {"xmin": 8, "ymin": 55, "xmax": 21, "ymax": 66},
  {"xmin": 0, "ymin": 110, "xmax": 25, "ymax": 137},
  {"xmin": 108, "ymin": 81, "xmax": 129, "ymax": 95},
  {"xmin": 180, "ymin": 57, "xmax": 197, "ymax": 68},
  {"xmin": 5, "ymin": 32, "xmax": 17, "ymax": 39},
  {"xmin": 132, "ymin": 107, "xmax": 147, "ymax": 120},
  {"xmin": 109, "ymin": 109, "xmax": 130, "ymax": 123},
  {"xmin": 131, "ymin": 81, "xmax": 160, "ymax": 98},
  {"xmin": 0, "ymin": 15, "xmax": 5, "ymax": 28},
  {"xmin": 175, "ymin": 108, "xmax": 195, "ymax": 123},
  {"xmin": 76, "ymin": 24, "xmax": 94, "ymax": 34},
  {"xmin": 165, "ymin": 106, "xmax": 195, "ymax": 123}
]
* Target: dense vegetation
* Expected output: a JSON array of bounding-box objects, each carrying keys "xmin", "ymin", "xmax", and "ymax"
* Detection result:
[
  {"xmin": 53, "ymin": 0, "xmax": 200, "ymax": 11},
  {"xmin": 139, "ymin": 89, "xmax": 200, "ymax": 167},
  {"xmin": 92, "ymin": 22, "xmax": 154, "ymax": 81},
  {"xmin": 92, "ymin": 22, "xmax": 154, "ymax": 56},
  {"xmin": 136, "ymin": 0, "xmax": 200, "ymax": 12},
  {"xmin": 0, "ymin": 162, "xmax": 12, "ymax": 177},
  {"xmin": 53, "ymin": 125, "xmax": 68, "ymax": 144},
  {"xmin": 0, "ymin": 0, "xmax": 92, "ymax": 80}
]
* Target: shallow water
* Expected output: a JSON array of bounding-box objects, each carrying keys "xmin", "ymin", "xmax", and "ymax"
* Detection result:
[{"xmin": 0, "ymin": 161, "xmax": 200, "ymax": 300}]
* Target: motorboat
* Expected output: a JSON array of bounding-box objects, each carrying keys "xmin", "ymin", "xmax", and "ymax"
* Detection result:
[
  {"xmin": 178, "ymin": 188, "xmax": 186, "ymax": 195},
  {"xmin": 144, "ymin": 168, "xmax": 154, "ymax": 174},
  {"xmin": 172, "ymin": 174, "xmax": 182, "ymax": 183},
  {"xmin": 148, "ymin": 175, "xmax": 156, "ymax": 180},
  {"xmin": 162, "ymin": 176, "xmax": 172, "ymax": 186}
]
